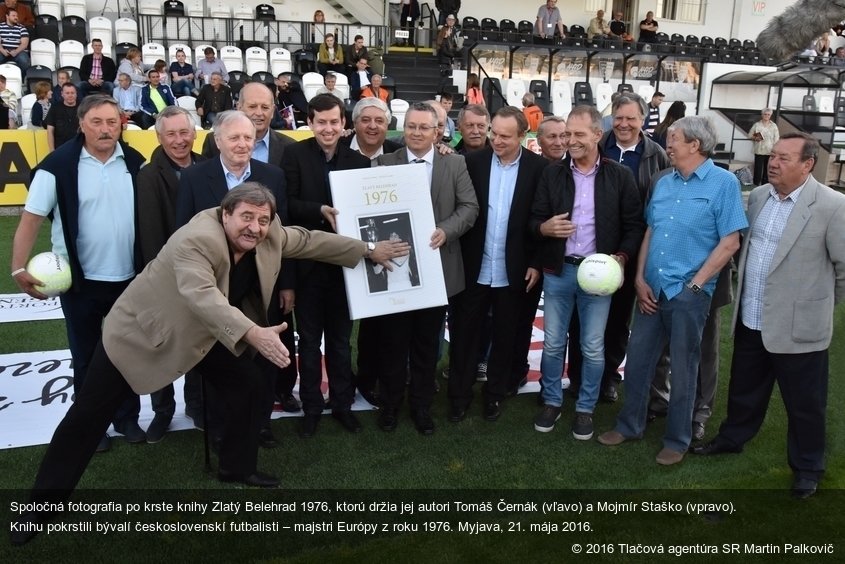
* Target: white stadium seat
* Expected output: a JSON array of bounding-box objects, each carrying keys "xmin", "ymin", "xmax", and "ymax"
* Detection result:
[
  {"xmin": 245, "ymin": 47, "xmax": 268, "ymax": 75},
  {"xmin": 63, "ymin": 0, "xmax": 87, "ymax": 19},
  {"xmin": 269, "ymin": 48, "xmax": 292, "ymax": 76},
  {"xmin": 30, "ymin": 38, "xmax": 57, "ymax": 69},
  {"xmin": 142, "ymin": 42, "xmax": 166, "ymax": 66},
  {"xmin": 219, "ymin": 46, "xmax": 244, "ymax": 72},
  {"xmin": 114, "ymin": 18, "xmax": 139, "ymax": 45},
  {"xmin": 88, "ymin": 16, "xmax": 113, "ymax": 46},
  {"xmin": 58, "ymin": 40, "xmax": 85, "ymax": 68}
]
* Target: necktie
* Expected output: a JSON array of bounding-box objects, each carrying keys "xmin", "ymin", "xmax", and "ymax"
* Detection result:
[{"xmin": 412, "ymin": 158, "xmax": 425, "ymax": 163}]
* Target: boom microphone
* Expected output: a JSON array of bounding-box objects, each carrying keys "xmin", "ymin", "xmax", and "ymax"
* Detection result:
[{"xmin": 756, "ymin": 0, "xmax": 845, "ymax": 60}]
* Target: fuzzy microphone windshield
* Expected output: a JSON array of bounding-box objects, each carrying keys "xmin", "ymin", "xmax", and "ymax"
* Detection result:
[{"xmin": 756, "ymin": 0, "xmax": 845, "ymax": 60}]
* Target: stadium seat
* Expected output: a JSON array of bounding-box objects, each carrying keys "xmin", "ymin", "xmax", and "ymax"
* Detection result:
[
  {"xmin": 169, "ymin": 43, "xmax": 192, "ymax": 64},
  {"xmin": 58, "ymin": 65, "xmax": 82, "ymax": 85},
  {"xmin": 505, "ymin": 78, "xmax": 526, "ymax": 108},
  {"xmin": 125, "ymin": 122, "xmax": 143, "ymax": 130},
  {"xmin": 114, "ymin": 42, "xmax": 138, "ymax": 62},
  {"xmin": 256, "ymin": 4, "xmax": 276, "ymax": 21},
  {"xmin": 163, "ymin": 1, "xmax": 185, "ymax": 16},
  {"xmin": 462, "ymin": 16, "xmax": 479, "ymax": 41},
  {"xmin": 251, "ymin": 71, "xmax": 274, "ymax": 87},
  {"xmin": 114, "ymin": 18, "xmax": 138, "ymax": 45},
  {"xmin": 269, "ymin": 48, "xmax": 292, "ymax": 76},
  {"xmin": 34, "ymin": 14, "xmax": 60, "ymax": 44},
  {"xmin": 195, "ymin": 44, "xmax": 214, "ymax": 65},
  {"xmin": 35, "ymin": 0, "xmax": 62, "ymax": 20},
  {"xmin": 596, "ymin": 82, "xmax": 613, "ymax": 113},
  {"xmin": 227, "ymin": 70, "xmax": 247, "ymax": 100},
  {"xmin": 302, "ymin": 71, "xmax": 324, "ymax": 101},
  {"xmin": 482, "ymin": 77, "xmax": 504, "ymax": 113},
  {"xmin": 232, "ymin": 3, "xmax": 252, "ymax": 19},
  {"xmin": 573, "ymin": 81, "xmax": 593, "ymax": 106},
  {"xmin": 88, "ymin": 16, "xmax": 113, "ymax": 46},
  {"xmin": 209, "ymin": 1, "xmax": 231, "ymax": 18},
  {"xmin": 185, "ymin": 0, "xmax": 204, "ymax": 17},
  {"xmin": 220, "ymin": 46, "xmax": 244, "ymax": 73},
  {"xmin": 25, "ymin": 65, "xmax": 53, "ymax": 92},
  {"xmin": 18, "ymin": 93, "xmax": 36, "ymax": 126},
  {"xmin": 550, "ymin": 80, "xmax": 572, "ymax": 117},
  {"xmin": 714, "ymin": 37, "xmax": 728, "ymax": 47},
  {"xmin": 391, "ymin": 98, "xmax": 409, "ymax": 129},
  {"xmin": 245, "ymin": 47, "xmax": 269, "ymax": 75},
  {"xmin": 617, "ymin": 83, "xmax": 633, "ymax": 94},
  {"xmin": 30, "ymin": 39, "xmax": 57, "ymax": 70},
  {"xmin": 86, "ymin": 41, "xmax": 112, "ymax": 58},
  {"xmin": 528, "ymin": 79, "xmax": 548, "ymax": 112},
  {"xmin": 62, "ymin": 16, "xmax": 88, "ymax": 44},
  {"xmin": 63, "ymin": 0, "xmax": 87, "ymax": 19},
  {"xmin": 700, "ymin": 36, "xmax": 714, "ymax": 46},
  {"xmin": 176, "ymin": 95, "xmax": 201, "ymax": 127},
  {"xmin": 670, "ymin": 33, "xmax": 685, "ymax": 44},
  {"xmin": 332, "ymin": 71, "xmax": 350, "ymax": 100},
  {"xmin": 569, "ymin": 25, "xmax": 586, "ymax": 37},
  {"xmin": 142, "ymin": 42, "xmax": 166, "ymax": 65},
  {"xmin": 58, "ymin": 40, "xmax": 85, "ymax": 68},
  {"xmin": 137, "ymin": 0, "xmax": 160, "ymax": 15},
  {"xmin": 0, "ymin": 63, "xmax": 22, "ymax": 97}
]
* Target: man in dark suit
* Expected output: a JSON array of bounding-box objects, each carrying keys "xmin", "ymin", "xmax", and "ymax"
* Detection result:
[
  {"xmin": 10, "ymin": 184, "xmax": 411, "ymax": 546},
  {"xmin": 78, "ymin": 38, "xmax": 116, "ymax": 97},
  {"xmin": 201, "ymin": 82, "xmax": 300, "ymax": 417},
  {"xmin": 283, "ymin": 93, "xmax": 371, "ymax": 438},
  {"xmin": 372, "ymin": 102, "xmax": 479, "ymax": 434},
  {"xmin": 136, "ymin": 106, "xmax": 205, "ymax": 443},
  {"xmin": 176, "ymin": 110, "xmax": 289, "ymax": 448},
  {"xmin": 448, "ymin": 106, "xmax": 548, "ymax": 422}
]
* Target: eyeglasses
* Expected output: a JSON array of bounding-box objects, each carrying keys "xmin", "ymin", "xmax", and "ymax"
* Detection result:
[{"xmin": 405, "ymin": 124, "xmax": 436, "ymax": 133}]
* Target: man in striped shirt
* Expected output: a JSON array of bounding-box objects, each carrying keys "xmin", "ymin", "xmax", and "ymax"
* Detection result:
[{"xmin": 0, "ymin": 7, "xmax": 28, "ymax": 70}]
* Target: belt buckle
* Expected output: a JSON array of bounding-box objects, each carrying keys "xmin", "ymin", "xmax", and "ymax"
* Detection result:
[{"xmin": 568, "ymin": 255, "xmax": 585, "ymax": 266}]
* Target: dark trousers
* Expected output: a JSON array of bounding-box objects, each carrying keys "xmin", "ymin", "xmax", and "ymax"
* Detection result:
[
  {"xmin": 716, "ymin": 323, "xmax": 828, "ymax": 481},
  {"xmin": 295, "ymin": 264, "xmax": 354, "ymax": 414},
  {"xmin": 356, "ymin": 317, "xmax": 381, "ymax": 394},
  {"xmin": 510, "ymin": 280, "xmax": 543, "ymax": 389},
  {"xmin": 449, "ymin": 283, "xmax": 523, "ymax": 406},
  {"xmin": 59, "ymin": 279, "xmax": 139, "ymax": 428},
  {"xmin": 29, "ymin": 340, "xmax": 265, "ymax": 503},
  {"xmin": 753, "ymin": 154, "xmax": 770, "ymax": 185},
  {"xmin": 149, "ymin": 369, "xmax": 203, "ymax": 421},
  {"xmin": 379, "ymin": 305, "xmax": 447, "ymax": 411}
]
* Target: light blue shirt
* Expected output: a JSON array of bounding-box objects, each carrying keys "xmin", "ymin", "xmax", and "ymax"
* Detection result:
[
  {"xmin": 478, "ymin": 149, "xmax": 520, "ymax": 287},
  {"xmin": 221, "ymin": 157, "xmax": 251, "ymax": 190},
  {"xmin": 645, "ymin": 159, "xmax": 748, "ymax": 299},
  {"xmin": 252, "ymin": 129, "xmax": 270, "ymax": 163},
  {"xmin": 741, "ymin": 181, "xmax": 806, "ymax": 330},
  {"xmin": 113, "ymin": 85, "xmax": 141, "ymax": 112},
  {"xmin": 24, "ymin": 145, "xmax": 136, "ymax": 282}
]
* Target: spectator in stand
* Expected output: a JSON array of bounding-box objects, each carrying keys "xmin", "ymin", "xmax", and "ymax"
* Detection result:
[
  {"xmin": 78, "ymin": 39, "xmax": 116, "ymax": 97},
  {"xmin": 0, "ymin": 71, "xmax": 15, "ymax": 111},
  {"xmin": 639, "ymin": 11, "xmax": 658, "ymax": 44},
  {"xmin": 0, "ymin": 0, "xmax": 33, "ymax": 29},
  {"xmin": 466, "ymin": 73, "xmax": 484, "ymax": 106},
  {"xmin": 748, "ymin": 107, "xmax": 780, "ymax": 185},
  {"xmin": 535, "ymin": 0, "xmax": 566, "ymax": 42},
  {"xmin": 30, "ymin": 80, "xmax": 50, "ymax": 127},
  {"xmin": 436, "ymin": 0, "xmax": 460, "ymax": 26},
  {"xmin": 195, "ymin": 71, "xmax": 232, "ymax": 128},
  {"xmin": 0, "ymin": 76, "xmax": 13, "ymax": 128},
  {"xmin": 196, "ymin": 46, "xmax": 228, "ymax": 85},
  {"xmin": 113, "ymin": 72, "xmax": 144, "ymax": 127},
  {"xmin": 44, "ymin": 83, "xmax": 79, "ymax": 150},
  {"xmin": 153, "ymin": 60, "xmax": 170, "ymax": 86},
  {"xmin": 644, "ymin": 91, "xmax": 664, "ymax": 135},
  {"xmin": 316, "ymin": 72, "xmax": 345, "ymax": 101},
  {"xmin": 536, "ymin": 115, "xmax": 567, "ymax": 161},
  {"xmin": 610, "ymin": 11, "xmax": 633, "ymax": 41},
  {"xmin": 116, "ymin": 47, "xmax": 150, "ymax": 89},
  {"xmin": 436, "ymin": 25, "xmax": 459, "ymax": 73},
  {"xmin": 311, "ymin": 10, "xmax": 326, "ymax": 43},
  {"xmin": 317, "ymin": 33, "xmax": 344, "ymax": 76},
  {"xmin": 833, "ymin": 46, "xmax": 845, "ymax": 65},
  {"xmin": 388, "ymin": 1, "xmax": 402, "ymax": 43},
  {"xmin": 170, "ymin": 49, "xmax": 197, "ymax": 97},
  {"xmin": 52, "ymin": 69, "xmax": 70, "ymax": 104},
  {"xmin": 359, "ymin": 73, "xmax": 389, "ymax": 102},
  {"xmin": 440, "ymin": 92, "xmax": 456, "ymax": 141},
  {"xmin": 587, "ymin": 9, "xmax": 611, "ymax": 41},
  {"xmin": 522, "ymin": 92, "xmax": 543, "ymax": 132},
  {"xmin": 0, "ymin": 7, "xmax": 29, "ymax": 70},
  {"xmin": 400, "ymin": 0, "xmax": 421, "ymax": 46},
  {"xmin": 349, "ymin": 57, "xmax": 371, "ymax": 100},
  {"xmin": 816, "ymin": 32, "xmax": 832, "ymax": 57},
  {"xmin": 652, "ymin": 100, "xmax": 687, "ymax": 149},
  {"xmin": 344, "ymin": 34, "xmax": 368, "ymax": 77},
  {"xmin": 140, "ymin": 69, "xmax": 176, "ymax": 129},
  {"xmin": 275, "ymin": 72, "xmax": 307, "ymax": 128}
]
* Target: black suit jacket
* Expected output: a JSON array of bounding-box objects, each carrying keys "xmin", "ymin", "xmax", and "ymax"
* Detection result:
[
  {"xmin": 462, "ymin": 147, "xmax": 548, "ymax": 287},
  {"xmin": 176, "ymin": 157, "xmax": 294, "ymax": 288},
  {"xmin": 200, "ymin": 129, "xmax": 296, "ymax": 168},
  {"xmin": 79, "ymin": 53, "xmax": 117, "ymax": 83},
  {"xmin": 283, "ymin": 137, "xmax": 370, "ymax": 279}
]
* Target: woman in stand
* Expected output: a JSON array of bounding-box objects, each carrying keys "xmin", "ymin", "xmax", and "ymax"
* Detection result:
[
  {"xmin": 116, "ymin": 47, "xmax": 150, "ymax": 88},
  {"xmin": 651, "ymin": 100, "xmax": 686, "ymax": 149},
  {"xmin": 317, "ymin": 33, "xmax": 345, "ymax": 76},
  {"xmin": 466, "ymin": 73, "xmax": 485, "ymax": 106},
  {"xmin": 748, "ymin": 107, "xmax": 779, "ymax": 185},
  {"xmin": 436, "ymin": 25, "xmax": 458, "ymax": 74},
  {"xmin": 30, "ymin": 80, "xmax": 51, "ymax": 127}
]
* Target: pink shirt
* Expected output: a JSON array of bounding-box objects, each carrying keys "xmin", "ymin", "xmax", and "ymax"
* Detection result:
[{"xmin": 565, "ymin": 157, "xmax": 598, "ymax": 257}]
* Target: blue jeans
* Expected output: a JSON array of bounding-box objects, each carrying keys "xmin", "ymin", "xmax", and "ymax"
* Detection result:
[
  {"xmin": 614, "ymin": 287, "xmax": 712, "ymax": 451},
  {"xmin": 172, "ymin": 78, "xmax": 194, "ymax": 96},
  {"xmin": 540, "ymin": 266, "xmax": 612, "ymax": 413}
]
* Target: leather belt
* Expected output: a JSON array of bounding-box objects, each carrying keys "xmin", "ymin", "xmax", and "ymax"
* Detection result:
[{"xmin": 564, "ymin": 255, "xmax": 585, "ymax": 266}]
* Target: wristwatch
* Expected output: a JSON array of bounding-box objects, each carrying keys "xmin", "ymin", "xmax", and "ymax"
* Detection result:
[
  {"xmin": 686, "ymin": 281, "xmax": 702, "ymax": 294},
  {"xmin": 365, "ymin": 242, "xmax": 376, "ymax": 258}
]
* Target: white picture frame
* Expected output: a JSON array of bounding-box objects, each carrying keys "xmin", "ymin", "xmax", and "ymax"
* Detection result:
[{"xmin": 329, "ymin": 163, "xmax": 448, "ymax": 319}]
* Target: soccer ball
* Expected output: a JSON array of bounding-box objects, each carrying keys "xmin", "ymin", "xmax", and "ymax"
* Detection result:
[
  {"xmin": 576, "ymin": 253, "xmax": 623, "ymax": 296},
  {"xmin": 26, "ymin": 252, "xmax": 72, "ymax": 297}
]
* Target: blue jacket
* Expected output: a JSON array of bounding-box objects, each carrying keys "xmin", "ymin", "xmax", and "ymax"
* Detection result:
[{"xmin": 140, "ymin": 83, "xmax": 176, "ymax": 115}]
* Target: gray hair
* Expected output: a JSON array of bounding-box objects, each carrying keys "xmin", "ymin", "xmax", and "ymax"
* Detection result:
[
  {"xmin": 612, "ymin": 93, "xmax": 647, "ymax": 118},
  {"xmin": 220, "ymin": 182, "xmax": 277, "ymax": 218},
  {"xmin": 537, "ymin": 115, "xmax": 566, "ymax": 137},
  {"xmin": 457, "ymin": 104, "xmax": 490, "ymax": 126},
  {"xmin": 213, "ymin": 110, "xmax": 255, "ymax": 138},
  {"xmin": 407, "ymin": 102, "xmax": 438, "ymax": 126},
  {"xmin": 117, "ymin": 72, "xmax": 131, "ymax": 81},
  {"xmin": 568, "ymin": 104, "xmax": 603, "ymax": 132},
  {"xmin": 668, "ymin": 116, "xmax": 718, "ymax": 155},
  {"xmin": 77, "ymin": 93, "xmax": 118, "ymax": 120},
  {"xmin": 352, "ymin": 97, "xmax": 391, "ymax": 122},
  {"xmin": 154, "ymin": 105, "xmax": 196, "ymax": 134}
]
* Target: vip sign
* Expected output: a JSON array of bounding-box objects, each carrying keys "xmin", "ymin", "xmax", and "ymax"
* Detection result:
[{"xmin": 752, "ymin": 2, "xmax": 766, "ymax": 16}]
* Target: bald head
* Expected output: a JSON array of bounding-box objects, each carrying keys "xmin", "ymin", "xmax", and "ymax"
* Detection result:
[{"xmin": 237, "ymin": 82, "xmax": 276, "ymax": 139}]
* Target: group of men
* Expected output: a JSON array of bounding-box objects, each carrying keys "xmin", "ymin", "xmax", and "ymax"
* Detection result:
[
  {"xmin": 7, "ymin": 71, "xmax": 844, "ymax": 547},
  {"xmin": 533, "ymin": 2, "xmax": 658, "ymax": 44}
]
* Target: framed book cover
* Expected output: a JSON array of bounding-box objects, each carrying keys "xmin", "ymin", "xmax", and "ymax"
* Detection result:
[{"xmin": 329, "ymin": 163, "xmax": 448, "ymax": 319}]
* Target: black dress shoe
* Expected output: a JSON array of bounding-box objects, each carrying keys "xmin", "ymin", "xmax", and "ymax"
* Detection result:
[
  {"xmin": 332, "ymin": 410, "xmax": 362, "ymax": 433},
  {"xmin": 483, "ymin": 401, "xmax": 501, "ymax": 422},
  {"xmin": 412, "ymin": 408, "xmax": 435, "ymax": 435},
  {"xmin": 358, "ymin": 388, "xmax": 381, "ymax": 407},
  {"xmin": 96, "ymin": 434, "xmax": 112, "ymax": 453},
  {"xmin": 218, "ymin": 469, "xmax": 280, "ymax": 488},
  {"xmin": 258, "ymin": 427, "xmax": 279, "ymax": 448},
  {"xmin": 791, "ymin": 477, "xmax": 818, "ymax": 499},
  {"xmin": 115, "ymin": 420, "xmax": 146, "ymax": 444},
  {"xmin": 280, "ymin": 394, "xmax": 301, "ymax": 413},
  {"xmin": 689, "ymin": 440, "xmax": 741, "ymax": 456},
  {"xmin": 378, "ymin": 408, "xmax": 398, "ymax": 432},
  {"xmin": 600, "ymin": 382, "xmax": 618, "ymax": 403},
  {"xmin": 448, "ymin": 404, "xmax": 467, "ymax": 423},
  {"xmin": 299, "ymin": 414, "xmax": 320, "ymax": 438},
  {"xmin": 146, "ymin": 414, "xmax": 171, "ymax": 444}
]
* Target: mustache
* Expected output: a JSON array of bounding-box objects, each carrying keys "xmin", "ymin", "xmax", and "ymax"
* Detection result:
[{"xmin": 97, "ymin": 134, "xmax": 114, "ymax": 140}]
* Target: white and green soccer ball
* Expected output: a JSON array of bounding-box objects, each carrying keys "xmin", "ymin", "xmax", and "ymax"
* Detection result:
[
  {"xmin": 577, "ymin": 253, "xmax": 623, "ymax": 296},
  {"xmin": 27, "ymin": 252, "xmax": 72, "ymax": 297}
]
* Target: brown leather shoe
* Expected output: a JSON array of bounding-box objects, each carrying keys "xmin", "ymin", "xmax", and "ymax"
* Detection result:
[
  {"xmin": 656, "ymin": 447, "xmax": 685, "ymax": 466},
  {"xmin": 597, "ymin": 430, "xmax": 628, "ymax": 446}
]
